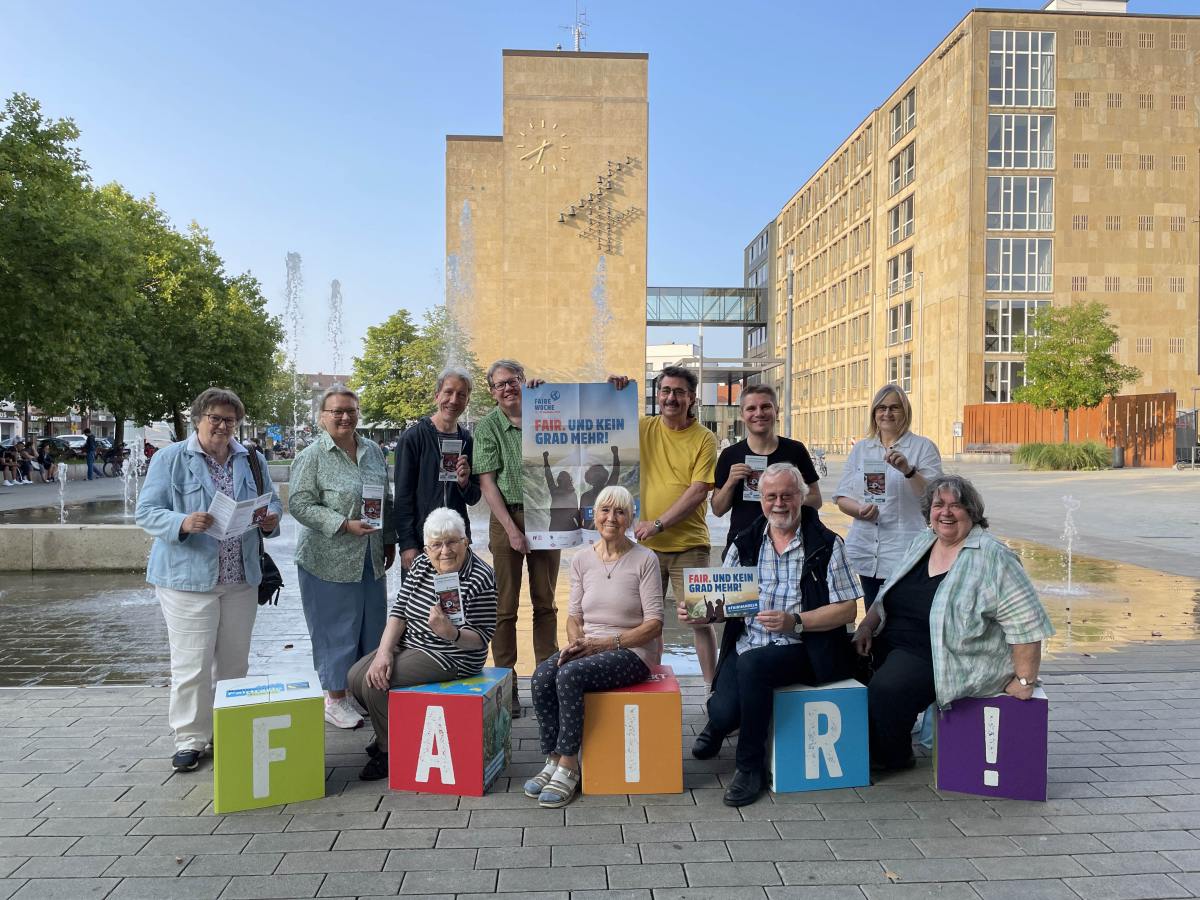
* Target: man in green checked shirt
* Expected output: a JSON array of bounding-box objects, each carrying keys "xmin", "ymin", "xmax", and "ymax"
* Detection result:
[{"xmin": 474, "ymin": 359, "xmax": 556, "ymax": 716}]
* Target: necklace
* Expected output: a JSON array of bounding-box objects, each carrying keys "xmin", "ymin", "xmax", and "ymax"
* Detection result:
[{"xmin": 597, "ymin": 542, "xmax": 629, "ymax": 579}]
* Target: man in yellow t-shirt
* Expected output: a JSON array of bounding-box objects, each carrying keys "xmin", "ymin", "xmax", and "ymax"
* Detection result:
[{"xmin": 609, "ymin": 366, "xmax": 719, "ymax": 684}]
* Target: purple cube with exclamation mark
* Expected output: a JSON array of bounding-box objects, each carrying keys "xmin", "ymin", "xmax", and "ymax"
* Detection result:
[{"xmin": 934, "ymin": 688, "xmax": 1048, "ymax": 801}]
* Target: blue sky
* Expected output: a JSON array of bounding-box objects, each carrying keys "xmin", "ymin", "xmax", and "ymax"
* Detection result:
[{"xmin": 3, "ymin": 0, "xmax": 1193, "ymax": 371}]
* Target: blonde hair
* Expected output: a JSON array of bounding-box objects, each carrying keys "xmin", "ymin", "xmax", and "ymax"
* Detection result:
[{"xmin": 867, "ymin": 384, "xmax": 912, "ymax": 440}]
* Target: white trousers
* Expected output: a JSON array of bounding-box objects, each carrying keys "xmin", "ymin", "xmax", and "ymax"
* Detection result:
[{"xmin": 157, "ymin": 582, "xmax": 258, "ymax": 751}]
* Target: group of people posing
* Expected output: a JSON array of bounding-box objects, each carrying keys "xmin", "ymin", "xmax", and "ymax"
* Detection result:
[{"xmin": 136, "ymin": 364, "xmax": 1053, "ymax": 810}]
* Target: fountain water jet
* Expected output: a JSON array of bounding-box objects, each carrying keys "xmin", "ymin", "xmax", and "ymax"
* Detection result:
[
  {"xmin": 588, "ymin": 255, "xmax": 612, "ymax": 381},
  {"xmin": 56, "ymin": 463, "xmax": 68, "ymax": 524},
  {"xmin": 283, "ymin": 253, "xmax": 305, "ymax": 448},
  {"xmin": 327, "ymin": 279, "xmax": 344, "ymax": 373}
]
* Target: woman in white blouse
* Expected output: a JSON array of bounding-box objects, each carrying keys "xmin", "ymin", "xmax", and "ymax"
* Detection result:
[{"xmin": 832, "ymin": 384, "xmax": 942, "ymax": 609}]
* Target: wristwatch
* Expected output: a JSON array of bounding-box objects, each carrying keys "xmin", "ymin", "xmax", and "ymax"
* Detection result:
[
  {"xmin": 653, "ymin": 519, "xmax": 664, "ymax": 533},
  {"xmin": 791, "ymin": 614, "xmax": 804, "ymax": 635},
  {"xmin": 1015, "ymin": 675, "xmax": 1038, "ymax": 687},
  {"xmin": 904, "ymin": 466, "xmax": 917, "ymax": 479}
]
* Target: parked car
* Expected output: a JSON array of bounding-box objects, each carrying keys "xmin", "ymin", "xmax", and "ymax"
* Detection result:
[{"xmin": 38, "ymin": 435, "xmax": 88, "ymax": 459}]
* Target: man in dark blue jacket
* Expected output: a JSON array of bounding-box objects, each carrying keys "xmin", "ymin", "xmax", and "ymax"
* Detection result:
[
  {"xmin": 394, "ymin": 367, "xmax": 482, "ymax": 571},
  {"xmin": 682, "ymin": 463, "xmax": 860, "ymax": 807},
  {"xmin": 83, "ymin": 429, "xmax": 102, "ymax": 480}
]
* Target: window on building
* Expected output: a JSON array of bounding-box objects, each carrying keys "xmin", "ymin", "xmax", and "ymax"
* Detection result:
[
  {"xmin": 889, "ymin": 142, "xmax": 916, "ymax": 196},
  {"xmin": 887, "ymin": 300, "xmax": 913, "ymax": 346},
  {"xmin": 1106, "ymin": 92, "xmax": 1123, "ymax": 109},
  {"xmin": 1170, "ymin": 94, "xmax": 1187, "ymax": 111},
  {"xmin": 1138, "ymin": 33, "xmax": 1155, "ymax": 49},
  {"xmin": 889, "ymin": 89, "xmax": 916, "ymax": 146},
  {"xmin": 1105, "ymin": 153, "xmax": 1123, "ymax": 170},
  {"xmin": 1136, "ymin": 276, "xmax": 1152, "ymax": 293},
  {"xmin": 1104, "ymin": 276, "xmax": 1120, "ymax": 292},
  {"xmin": 1139, "ymin": 154, "xmax": 1155, "ymax": 171},
  {"xmin": 1170, "ymin": 155, "xmax": 1187, "ymax": 172},
  {"xmin": 887, "ymin": 353, "xmax": 912, "ymax": 393},
  {"xmin": 1138, "ymin": 216, "xmax": 1154, "ymax": 232},
  {"xmin": 985, "ymin": 238, "xmax": 1053, "ymax": 292},
  {"xmin": 1071, "ymin": 275, "xmax": 1087, "ymax": 291},
  {"xmin": 1170, "ymin": 216, "xmax": 1186, "ymax": 232},
  {"xmin": 1074, "ymin": 29, "xmax": 1091, "ymax": 46},
  {"xmin": 987, "ymin": 114, "xmax": 1055, "ymax": 168},
  {"xmin": 1072, "ymin": 214, "xmax": 1088, "ymax": 230},
  {"xmin": 1170, "ymin": 33, "xmax": 1188, "ymax": 51},
  {"xmin": 988, "ymin": 30, "xmax": 1056, "ymax": 107},
  {"xmin": 1170, "ymin": 337, "xmax": 1185, "ymax": 353},
  {"xmin": 1106, "ymin": 31, "xmax": 1125, "ymax": 48},
  {"xmin": 986, "ymin": 176, "xmax": 1054, "ymax": 230},
  {"xmin": 984, "ymin": 299, "xmax": 1049, "ymax": 352},
  {"xmin": 1138, "ymin": 93, "xmax": 1155, "ymax": 110},
  {"xmin": 1072, "ymin": 153, "xmax": 1089, "ymax": 169},
  {"xmin": 1073, "ymin": 91, "xmax": 1091, "ymax": 108},
  {"xmin": 1105, "ymin": 215, "xmax": 1122, "ymax": 231},
  {"xmin": 984, "ymin": 361, "xmax": 1025, "ymax": 403},
  {"xmin": 1135, "ymin": 337, "xmax": 1152, "ymax": 353},
  {"xmin": 1170, "ymin": 276, "xmax": 1185, "ymax": 293},
  {"xmin": 888, "ymin": 195, "xmax": 915, "ymax": 246},
  {"xmin": 887, "ymin": 249, "xmax": 914, "ymax": 297}
]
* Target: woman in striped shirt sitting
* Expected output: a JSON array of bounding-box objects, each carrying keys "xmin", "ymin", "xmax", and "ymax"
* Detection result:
[{"xmin": 347, "ymin": 507, "xmax": 498, "ymax": 781}]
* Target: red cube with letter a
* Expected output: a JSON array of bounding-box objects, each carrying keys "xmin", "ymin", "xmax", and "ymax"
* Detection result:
[{"xmin": 387, "ymin": 668, "xmax": 512, "ymax": 796}]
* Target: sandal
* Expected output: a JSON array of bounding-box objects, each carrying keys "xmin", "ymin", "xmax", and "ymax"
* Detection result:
[
  {"xmin": 524, "ymin": 758, "xmax": 557, "ymax": 798},
  {"xmin": 537, "ymin": 765, "xmax": 581, "ymax": 808}
]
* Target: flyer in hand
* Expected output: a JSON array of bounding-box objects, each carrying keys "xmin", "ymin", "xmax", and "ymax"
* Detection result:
[
  {"xmin": 433, "ymin": 572, "xmax": 466, "ymax": 625},
  {"xmin": 742, "ymin": 455, "xmax": 768, "ymax": 501},
  {"xmin": 682, "ymin": 567, "xmax": 759, "ymax": 622},
  {"xmin": 439, "ymin": 439, "xmax": 462, "ymax": 483}
]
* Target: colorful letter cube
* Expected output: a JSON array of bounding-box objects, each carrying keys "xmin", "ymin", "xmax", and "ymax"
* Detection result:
[
  {"xmin": 769, "ymin": 678, "xmax": 869, "ymax": 793},
  {"xmin": 581, "ymin": 664, "xmax": 683, "ymax": 795},
  {"xmin": 388, "ymin": 667, "xmax": 512, "ymax": 796},
  {"xmin": 212, "ymin": 670, "xmax": 325, "ymax": 814},
  {"xmin": 935, "ymin": 688, "xmax": 1048, "ymax": 801}
]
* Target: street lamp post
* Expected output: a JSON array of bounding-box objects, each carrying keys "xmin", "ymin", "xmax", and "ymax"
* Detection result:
[{"xmin": 784, "ymin": 249, "xmax": 795, "ymax": 438}]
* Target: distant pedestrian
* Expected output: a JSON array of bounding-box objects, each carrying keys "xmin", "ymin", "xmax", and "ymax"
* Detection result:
[
  {"xmin": 37, "ymin": 442, "xmax": 58, "ymax": 483},
  {"xmin": 84, "ymin": 429, "xmax": 102, "ymax": 480}
]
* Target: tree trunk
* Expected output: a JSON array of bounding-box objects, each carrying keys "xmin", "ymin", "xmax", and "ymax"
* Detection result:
[
  {"xmin": 171, "ymin": 403, "xmax": 186, "ymax": 441},
  {"xmin": 1062, "ymin": 408, "xmax": 1071, "ymax": 444},
  {"xmin": 22, "ymin": 399, "xmax": 31, "ymax": 440},
  {"xmin": 114, "ymin": 414, "xmax": 125, "ymax": 451}
]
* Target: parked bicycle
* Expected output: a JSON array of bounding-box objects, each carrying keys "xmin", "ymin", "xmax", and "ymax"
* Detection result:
[{"xmin": 813, "ymin": 447, "xmax": 828, "ymax": 478}]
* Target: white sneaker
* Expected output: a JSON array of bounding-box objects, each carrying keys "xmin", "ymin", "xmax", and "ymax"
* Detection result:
[
  {"xmin": 2, "ymin": 480, "xmax": 12, "ymax": 487},
  {"xmin": 324, "ymin": 697, "xmax": 363, "ymax": 729}
]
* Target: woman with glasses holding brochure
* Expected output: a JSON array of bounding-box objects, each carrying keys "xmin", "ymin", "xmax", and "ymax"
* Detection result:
[
  {"xmin": 136, "ymin": 387, "xmax": 282, "ymax": 774},
  {"xmin": 832, "ymin": 384, "xmax": 942, "ymax": 610}
]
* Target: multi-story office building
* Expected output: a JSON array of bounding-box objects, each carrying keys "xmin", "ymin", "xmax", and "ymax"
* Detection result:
[
  {"xmin": 770, "ymin": 0, "xmax": 1198, "ymax": 452},
  {"xmin": 743, "ymin": 225, "xmax": 775, "ymax": 384}
]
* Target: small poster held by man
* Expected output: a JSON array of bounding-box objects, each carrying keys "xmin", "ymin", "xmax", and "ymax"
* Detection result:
[
  {"xmin": 361, "ymin": 483, "xmax": 384, "ymax": 528},
  {"xmin": 682, "ymin": 567, "xmax": 759, "ymax": 623},
  {"xmin": 433, "ymin": 572, "xmax": 466, "ymax": 625},
  {"xmin": 439, "ymin": 439, "xmax": 462, "ymax": 483},
  {"xmin": 742, "ymin": 455, "xmax": 768, "ymax": 501}
]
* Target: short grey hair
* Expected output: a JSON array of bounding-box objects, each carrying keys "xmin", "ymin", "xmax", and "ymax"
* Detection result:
[
  {"xmin": 921, "ymin": 474, "xmax": 989, "ymax": 529},
  {"xmin": 423, "ymin": 507, "xmax": 467, "ymax": 544},
  {"xmin": 760, "ymin": 462, "xmax": 809, "ymax": 500},
  {"xmin": 486, "ymin": 359, "xmax": 526, "ymax": 387},
  {"xmin": 594, "ymin": 484, "xmax": 634, "ymax": 517},
  {"xmin": 191, "ymin": 387, "xmax": 245, "ymax": 423},
  {"xmin": 320, "ymin": 384, "xmax": 358, "ymax": 410},
  {"xmin": 436, "ymin": 366, "xmax": 474, "ymax": 394}
]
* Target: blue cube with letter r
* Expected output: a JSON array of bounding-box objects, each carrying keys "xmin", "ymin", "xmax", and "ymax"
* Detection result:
[{"xmin": 768, "ymin": 678, "xmax": 869, "ymax": 793}]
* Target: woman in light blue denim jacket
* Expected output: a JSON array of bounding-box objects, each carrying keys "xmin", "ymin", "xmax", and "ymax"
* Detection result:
[{"xmin": 135, "ymin": 387, "xmax": 282, "ymax": 774}]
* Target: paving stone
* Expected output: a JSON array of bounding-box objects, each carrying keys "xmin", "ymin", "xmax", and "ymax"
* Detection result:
[
  {"xmin": 469, "ymin": 807, "xmax": 562, "ymax": 828},
  {"xmin": 1095, "ymin": 830, "xmax": 1200, "ymax": 852},
  {"xmin": 552, "ymin": 843, "xmax": 638, "ymax": 866},
  {"xmin": 828, "ymin": 840, "xmax": 923, "ymax": 861},
  {"xmin": 524, "ymin": 824, "xmax": 621, "ymax": 846},
  {"xmin": 0, "ymin": 840, "xmax": 75, "ymax": 859},
  {"xmin": 623, "ymin": 824, "xmax": 695, "ymax": 844},
  {"xmin": 870, "ymin": 820, "xmax": 961, "ymax": 839},
  {"xmin": 727, "ymin": 841, "xmax": 832, "ymax": 862},
  {"xmin": 876, "ymin": 859, "xmax": 982, "ymax": 882},
  {"xmin": 8, "ymin": 878, "xmax": 119, "ymax": 899},
  {"xmin": 651, "ymin": 889, "xmax": 769, "ymax": 899},
  {"xmin": 764, "ymin": 888, "xmax": 866, "ymax": 900},
  {"xmin": 684, "ymin": 861, "xmax": 781, "ymax": 887},
  {"xmin": 1160, "ymin": 848, "xmax": 1200, "ymax": 869},
  {"xmin": 128, "ymin": 817, "xmax": 218, "ymax": 836},
  {"xmin": 643, "ymin": 841, "xmax": 733, "ymax": 863},
  {"xmin": 383, "ymin": 848, "xmax": 478, "ymax": 871},
  {"xmin": 606, "ymin": 862, "xmax": 686, "ymax": 888},
  {"xmin": 433, "ymin": 826, "xmax": 522, "ymax": 848},
  {"xmin": 107, "ymin": 876, "xmax": 230, "ymax": 898},
  {"xmin": 333, "ymin": 828, "xmax": 438, "ymax": 851},
  {"xmin": 243, "ymin": 831, "xmax": 337, "ymax": 854},
  {"xmin": 212, "ymin": 815, "xmax": 292, "ymax": 835},
  {"xmin": 969, "ymin": 879, "xmax": 1080, "ymax": 900},
  {"xmin": 495, "ymin": 865, "xmax": 607, "ymax": 891},
  {"xmin": 970, "ymin": 854, "xmax": 1090, "ymax": 880},
  {"xmin": 692, "ymin": 822, "xmax": 779, "ymax": 842},
  {"xmin": 1009, "ymin": 834, "xmax": 1108, "ymax": 855},
  {"xmin": 860, "ymin": 885, "xmax": 980, "ymax": 900},
  {"xmin": 283, "ymin": 812, "xmax": 387, "ymax": 831},
  {"xmin": 912, "ymin": 838, "xmax": 1022, "ymax": 859},
  {"xmin": 137, "ymin": 833, "xmax": 249, "ymax": 856},
  {"xmin": 1062, "ymin": 873, "xmax": 1193, "ymax": 899},
  {"xmin": 221, "ymin": 874, "xmax": 325, "ymax": 899},
  {"xmin": 1073, "ymin": 850, "xmax": 1183, "ymax": 875},
  {"xmin": 401, "ymin": 868, "xmax": 496, "ymax": 894},
  {"xmin": 103, "ymin": 854, "xmax": 193, "ymax": 876},
  {"xmin": 12, "ymin": 855, "xmax": 117, "ymax": 879},
  {"xmin": 774, "ymin": 821, "xmax": 878, "ymax": 840}
]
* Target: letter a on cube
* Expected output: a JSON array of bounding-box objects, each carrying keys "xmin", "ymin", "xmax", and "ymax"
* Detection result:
[
  {"xmin": 770, "ymin": 678, "xmax": 869, "ymax": 793},
  {"xmin": 389, "ymin": 668, "xmax": 512, "ymax": 796},
  {"xmin": 213, "ymin": 671, "xmax": 325, "ymax": 813},
  {"xmin": 935, "ymin": 688, "xmax": 1048, "ymax": 801}
]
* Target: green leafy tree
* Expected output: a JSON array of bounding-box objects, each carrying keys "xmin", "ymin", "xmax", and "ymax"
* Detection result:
[
  {"xmin": 350, "ymin": 306, "xmax": 489, "ymax": 427},
  {"xmin": 254, "ymin": 351, "xmax": 311, "ymax": 430},
  {"xmin": 1013, "ymin": 301, "xmax": 1142, "ymax": 443}
]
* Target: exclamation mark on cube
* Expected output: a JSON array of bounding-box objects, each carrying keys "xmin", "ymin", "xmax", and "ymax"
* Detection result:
[
  {"xmin": 623, "ymin": 703, "xmax": 640, "ymax": 783},
  {"xmin": 983, "ymin": 706, "xmax": 1000, "ymax": 787}
]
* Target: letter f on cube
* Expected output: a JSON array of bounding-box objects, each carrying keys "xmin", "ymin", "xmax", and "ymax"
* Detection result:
[{"xmin": 251, "ymin": 714, "xmax": 291, "ymax": 799}]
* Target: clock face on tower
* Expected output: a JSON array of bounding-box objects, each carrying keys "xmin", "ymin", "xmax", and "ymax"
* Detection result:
[{"xmin": 514, "ymin": 119, "xmax": 570, "ymax": 174}]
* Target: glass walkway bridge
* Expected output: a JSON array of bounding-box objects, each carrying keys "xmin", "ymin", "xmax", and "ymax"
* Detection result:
[{"xmin": 646, "ymin": 287, "xmax": 766, "ymax": 327}]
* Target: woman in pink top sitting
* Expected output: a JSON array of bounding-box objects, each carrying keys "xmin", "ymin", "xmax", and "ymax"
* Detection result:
[{"xmin": 526, "ymin": 484, "xmax": 664, "ymax": 808}]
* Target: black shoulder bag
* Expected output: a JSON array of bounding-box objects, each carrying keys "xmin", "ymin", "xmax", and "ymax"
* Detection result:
[{"xmin": 247, "ymin": 450, "xmax": 285, "ymax": 606}]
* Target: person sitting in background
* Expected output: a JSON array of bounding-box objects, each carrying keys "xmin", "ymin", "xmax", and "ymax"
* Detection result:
[
  {"xmin": 525, "ymin": 485, "xmax": 663, "ymax": 808},
  {"xmin": 347, "ymin": 508, "xmax": 497, "ymax": 781},
  {"xmin": 852, "ymin": 474, "xmax": 1054, "ymax": 773},
  {"xmin": 687, "ymin": 463, "xmax": 860, "ymax": 807},
  {"xmin": 36, "ymin": 441, "xmax": 58, "ymax": 483},
  {"xmin": 1, "ymin": 447, "xmax": 23, "ymax": 486}
]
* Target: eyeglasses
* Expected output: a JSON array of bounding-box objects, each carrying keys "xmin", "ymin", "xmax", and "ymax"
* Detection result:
[
  {"xmin": 203, "ymin": 414, "xmax": 238, "ymax": 429},
  {"xmin": 427, "ymin": 538, "xmax": 465, "ymax": 551},
  {"xmin": 657, "ymin": 387, "xmax": 691, "ymax": 399},
  {"xmin": 322, "ymin": 408, "xmax": 359, "ymax": 419},
  {"xmin": 763, "ymin": 492, "xmax": 800, "ymax": 503},
  {"xmin": 489, "ymin": 376, "xmax": 523, "ymax": 392},
  {"xmin": 875, "ymin": 404, "xmax": 903, "ymax": 414}
]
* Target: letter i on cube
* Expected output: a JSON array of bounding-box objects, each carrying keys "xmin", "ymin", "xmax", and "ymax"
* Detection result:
[
  {"xmin": 935, "ymin": 688, "xmax": 1048, "ymax": 801},
  {"xmin": 580, "ymin": 664, "xmax": 683, "ymax": 795},
  {"xmin": 769, "ymin": 678, "xmax": 869, "ymax": 793},
  {"xmin": 388, "ymin": 668, "xmax": 513, "ymax": 796},
  {"xmin": 212, "ymin": 671, "xmax": 325, "ymax": 814}
]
